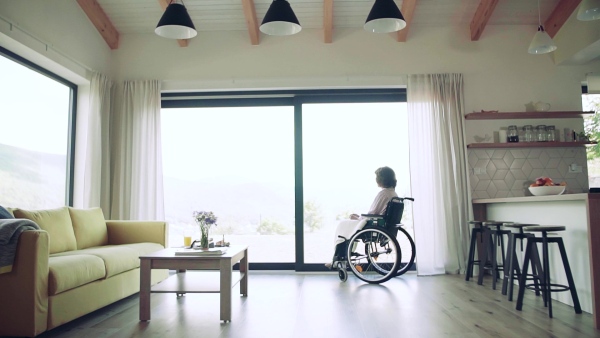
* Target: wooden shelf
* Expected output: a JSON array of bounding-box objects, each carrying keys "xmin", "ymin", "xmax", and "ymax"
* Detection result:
[
  {"xmin": 465, "ymin": 111, "xmax": 594, "ymax": 120},
  {"xmin": 467, "ymin": 141, "xmax": 596, "ymax": 148}
]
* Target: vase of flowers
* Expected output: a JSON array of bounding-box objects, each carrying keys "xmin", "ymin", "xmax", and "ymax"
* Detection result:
[{"xmin": 193, "ymin": 211, "xmax": 217, "ymax": 249}]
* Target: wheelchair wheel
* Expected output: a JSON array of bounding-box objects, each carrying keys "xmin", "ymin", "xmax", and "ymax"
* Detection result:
[
  {"xmin": 346, "ymin": 227, "xmax": 400, "ymax": 284},
  {"xmin": 395, "ymin": 227, "xmax": 416, "ymax": 276}
]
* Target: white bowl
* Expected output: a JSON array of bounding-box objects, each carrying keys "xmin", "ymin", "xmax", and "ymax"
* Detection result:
[{"xmin": 528, "ymin": 185, "xmax": 565, "ymax": 196}]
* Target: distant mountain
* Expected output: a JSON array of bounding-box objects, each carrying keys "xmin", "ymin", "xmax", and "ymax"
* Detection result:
[
  {"xmin": 163, "ymin": 175, "xmax": 295, "ymax": 227},
  {"xmin": 0, "ymin": 143, "xmax": 66, "ymax": 208}
]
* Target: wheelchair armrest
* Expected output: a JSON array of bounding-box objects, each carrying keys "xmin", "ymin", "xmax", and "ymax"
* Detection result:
[{"xmin": 360, "ymin": 214, "xmax": 383, "ymax": 219}]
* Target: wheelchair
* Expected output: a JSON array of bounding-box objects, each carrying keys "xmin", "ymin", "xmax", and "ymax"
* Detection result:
[{"xmin": 332, "ymin": 197, "xmax": 416, "ymax": 284}]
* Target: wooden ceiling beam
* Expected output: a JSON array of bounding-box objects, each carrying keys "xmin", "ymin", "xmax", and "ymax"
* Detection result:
[
  {"xmin": 470, "ymin": 0, "xmax": 499, "ymax": 41},
  {"xmin": 397, "ymin": 0, "xmax": 417, "ymax": 42},
  {"xmin": 544, "ymin": 0, "xmax": 582, "ymax": 38},
  {"xmin": 76, "ymin": 0, "xmax": 119, "ymax": 49},
  {"xmin": 157, "ymin": 0, "xmax": 189, "ymax": 47},
  {"xmin": 241, "ymin": 0, "xmax": 260, "ymax": 45},
  {"xmin": 324, "ymin": 0, "xmax": 334, "ymax": 43}
]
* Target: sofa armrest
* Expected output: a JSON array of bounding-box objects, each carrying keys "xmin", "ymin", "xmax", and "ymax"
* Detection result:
[
  {"xmin": 0, "ymin": 230, "xmax": 49, "ymax": 337},
  {"xmin": 106, "ymin": 221, "xmax": 168, "ymax": 247}
]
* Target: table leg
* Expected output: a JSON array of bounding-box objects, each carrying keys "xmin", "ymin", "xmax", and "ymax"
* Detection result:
[
  {"xmin": 240, "ymin": 248, "xmax": 248, "ymax": 296},
  {"xmin": 139, "ymin": 259, "xmax": 151, "ymax": 321},
  {"xmin": 220, "ymin": 258, "xmax": 232, "ymax": 322}
]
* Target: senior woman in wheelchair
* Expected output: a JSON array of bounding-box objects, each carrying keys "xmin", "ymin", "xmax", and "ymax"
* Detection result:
[{"xmin": 325, "ymin": 166, "xmax": 398, "ymax": 269}]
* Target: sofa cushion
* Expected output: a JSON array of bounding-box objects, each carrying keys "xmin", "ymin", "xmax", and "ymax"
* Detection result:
[
  {"xmin": 13, "ymin": 207, "xmax": 76, "ymax": 254},
  {"xmin": 69, "ymin": 207, "xmax": 108, "ymax": 250},
  {"xmin": 48, "ymin": 254, "xmax": 106, "ymax": 295},
  {"xmin": 53, "ymin": 243, "xmax": 163, "ymax": 278}
]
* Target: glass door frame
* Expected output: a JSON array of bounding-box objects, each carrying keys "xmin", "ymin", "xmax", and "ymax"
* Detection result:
[{"xmin": 161, "ymin": 88, "xmax": 407, "ymax": 271}]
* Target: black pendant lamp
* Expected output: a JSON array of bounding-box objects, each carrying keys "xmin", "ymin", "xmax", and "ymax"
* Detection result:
[
  {"xmin": 364, "ymin": 0, "xmax": 406, "ymax": 33},
  {"xmin": 260, "ymin": 0, "xmax": 302, "ymax": 36},
  {"xmin": 155, "ymin": 1, "xmax": 197, "ymax": 39}
]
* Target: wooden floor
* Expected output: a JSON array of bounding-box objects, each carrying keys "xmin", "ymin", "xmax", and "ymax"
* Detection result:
[{"xmin": 31, "ymin": 272, "xmax": 600, "ymax": 338}]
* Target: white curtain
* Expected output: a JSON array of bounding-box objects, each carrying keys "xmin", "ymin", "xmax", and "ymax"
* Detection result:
[
  {"xmin": 407, "ymin": 74, "xmax": 470, "ymax": 275},
  {"xmin": 82, "ymin": 72, "xmax": 113, "ymax": 212},
  {"xmin": 110, "ymin": 80, "xmax": 165, "ymax": 220}
]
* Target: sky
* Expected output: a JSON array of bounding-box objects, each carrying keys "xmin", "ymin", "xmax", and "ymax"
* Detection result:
[{"xmin": 0, "ymin": 55, "xmax": 70, "ymax": 155}]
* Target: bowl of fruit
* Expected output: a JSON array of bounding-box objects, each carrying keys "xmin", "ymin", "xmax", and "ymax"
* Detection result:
[{"xmin": 528, "ymin": 177, "xmax": 566, "ymax": 196}]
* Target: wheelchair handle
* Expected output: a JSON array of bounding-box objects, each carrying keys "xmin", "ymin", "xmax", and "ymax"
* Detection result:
[{"xmin": 400, "ymin": 197, "xmax": 414, "ymax": 202}]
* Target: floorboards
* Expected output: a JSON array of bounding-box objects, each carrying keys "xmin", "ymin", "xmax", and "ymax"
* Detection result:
[{"xmin": 25, "ymin": 273, "xmax": 600, "ymax": 338}]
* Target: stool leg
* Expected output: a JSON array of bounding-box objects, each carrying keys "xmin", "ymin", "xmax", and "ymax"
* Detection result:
[
  {"xmin": 556, "ymin": 238, "xmax": 583, "ymax": 314},
  {"xmin": 499, "ymin": 231, "xmax": 507, "ymax": 279},
  {"xmin": 516, "ymin": 238, "xmax": 533, "ymax": 311},
  {"xmin": 541, "ymin": 234, "xmax": 552, "ymax": 317},
  {"xmin": 466, "ymin": 228, "xmax": 478, "ymax": 281},
  {"xmin": 502, "ymin": 233, "xmax": 515, "ymax": 296},
  {"xmin": 507, "ymin": 255, "xmax": 522, "ymax": 302},
  {"xmin": 492, "ymin": 230, "xmax": 500, "ymax": 290},
  {"xmin": 478, "ymin": 228, "xmax": 492, "ymax": 286},
  {"xmin": 530, "ymin": 242, "xmax": 544, "ymax": 299}
]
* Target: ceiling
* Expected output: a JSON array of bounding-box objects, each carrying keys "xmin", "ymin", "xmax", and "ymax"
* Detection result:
[{"xmin": 78, "ymin": 0, "xmax": 582, "ymax": 49}]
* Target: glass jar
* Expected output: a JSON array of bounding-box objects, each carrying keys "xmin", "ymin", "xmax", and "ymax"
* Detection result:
[
  {"xmin": 507, "ymin": 125, "xmax": 519, "ymax": 142},
  {"xmin": 546, "ymin": 125, "xmax": 556, "ymax": 142},
  {"xmin": 536, "ymin": 125, "xmax": 547, "ymax": 142},
  {"xmin": 523, "ymin": 125, "xmax": 534, "ymax": 142}
]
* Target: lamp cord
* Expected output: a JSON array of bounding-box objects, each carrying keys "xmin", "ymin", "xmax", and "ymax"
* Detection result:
[{"xmin": 537, "ymin": 0, "xmax": 541, "ymax": 26}]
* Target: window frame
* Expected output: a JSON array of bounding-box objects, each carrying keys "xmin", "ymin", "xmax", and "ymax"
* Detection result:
[
  {"xmin": 0, "ymin": 46, "xmax": 78, "ymax": 206},
  {"xmin": 162, "ymin": 89, "xmax": 407, "ymax": 271}
]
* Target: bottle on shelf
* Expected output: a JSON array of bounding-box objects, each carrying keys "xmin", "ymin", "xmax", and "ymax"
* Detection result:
[
  {"xmin": 523, "ymin": 125, "xmax": 534, "ymax": 142},
  {"xmin": 546, "ymin": 125, "xmax": 556, "ymax": 142},
  {"xmin": 507, "ymin": 125, "xmax": 519, "ymax": 142},
  {"xmin": 536, "ymin": 125, "xmax": 547, "ymax": 142}
]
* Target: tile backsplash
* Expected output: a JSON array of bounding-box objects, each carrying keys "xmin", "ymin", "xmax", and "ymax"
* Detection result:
[{"xmin": 468, "ymin": 148, "xmax": 589, "ymax": 199}]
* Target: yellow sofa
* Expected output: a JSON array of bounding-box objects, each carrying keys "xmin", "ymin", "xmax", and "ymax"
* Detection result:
[{"xmin": 0, "ymin": 207, "xmax": 169, "ymax": 337}]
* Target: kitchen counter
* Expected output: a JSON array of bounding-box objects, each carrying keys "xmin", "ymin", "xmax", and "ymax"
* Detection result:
[
  {"xmin": 472, "ymin": 193, "xmax": 600, "ymax": 329},
  {"xmin": 473, "ymin": 193, "xmax": 590, "ymax": 204}
]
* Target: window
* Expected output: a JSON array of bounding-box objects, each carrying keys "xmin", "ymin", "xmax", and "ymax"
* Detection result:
[
  {"xmin": 0, "ymin": 48, "xmax": 76, "ymax": 209},
  {"xmin": 582, "ymin": 92, "xmax": 600, "ymax": 187},
  {"xmin": 161, "ymin": 90, "xmax": 409, "ymax": 269},
  {"xmin": 301, "ymin": 102, "xmax": 411, "ymax": 263},
  {"xmin": 161, "ymin": 106, "xmax": 295, "ymax": 262}
]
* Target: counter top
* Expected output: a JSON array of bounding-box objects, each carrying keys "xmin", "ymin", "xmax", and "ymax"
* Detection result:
[{"xmin": 473, "ymin": 193, "xmax": 594, "ymax": 204}]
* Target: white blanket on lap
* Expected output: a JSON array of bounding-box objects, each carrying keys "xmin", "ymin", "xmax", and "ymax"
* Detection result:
[{"xmin": 334, "ymin": 219, "xmax": 367, "ymax": 246}]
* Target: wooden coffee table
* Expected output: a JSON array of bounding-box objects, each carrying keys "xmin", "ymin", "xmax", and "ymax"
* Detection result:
[{"xmin": 139, "ymin": 245, "xmax": 248, "ymax": 322}]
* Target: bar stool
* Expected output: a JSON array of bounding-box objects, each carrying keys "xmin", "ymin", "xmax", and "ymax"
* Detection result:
[
  {"xmin": 501, "ymin": 223, "xmax": 544, "ymax": 301},
  {"xmin": 516, "ymin": 226, "xmax": 582, "ymax": 318},
  {"xmin": 477, "ymin": 221, "xmax": 511, "ymax": 290},
  {"xmin": 465, "ymin": 220, "xmax": 485, "ymax": 281}
]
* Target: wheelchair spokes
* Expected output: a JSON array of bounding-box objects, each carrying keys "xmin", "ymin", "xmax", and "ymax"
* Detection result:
[{"xmin": 346, "ymin": 227, "xmax": 400, "ymax": 284}]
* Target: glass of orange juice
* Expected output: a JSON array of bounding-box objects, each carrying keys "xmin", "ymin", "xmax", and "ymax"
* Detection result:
[{"xmin": 183, "ymin": 230, "xmax": 192, "ymax": 247}]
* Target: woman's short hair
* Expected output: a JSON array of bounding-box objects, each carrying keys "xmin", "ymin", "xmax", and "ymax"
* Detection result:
[{"xmin": 375, "ymin": 166, "xmax": 397, "ymax": 188}]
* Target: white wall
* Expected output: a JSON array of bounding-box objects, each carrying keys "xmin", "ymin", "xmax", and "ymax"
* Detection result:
[
  {"xmin": 0, "ymin": 0, "xmax": 112, "ymax": 83},
  {"xmin": 111, "ymin": 25, "xmax": 600, "ymax": 113}
]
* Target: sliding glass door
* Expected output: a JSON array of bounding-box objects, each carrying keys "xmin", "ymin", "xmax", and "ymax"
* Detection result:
[
  {"xmin": 301, "ymin": 102, "xmax": 411, "ymax": 264},
  {"xmin": 160, "ymin": 90, "xmax": 409, "ymax": 268},
  {"xmin": 161, "ymin": 106, "xmax": 295, "ymax": 262}
]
